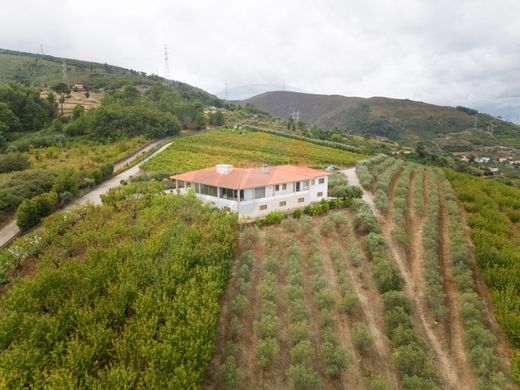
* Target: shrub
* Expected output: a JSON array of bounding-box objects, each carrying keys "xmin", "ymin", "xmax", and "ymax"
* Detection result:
[
  {"xmin": 322, "ymin": 336, "xmax": 349, "ymax": 376},
  {"xmin": 287, "ymin": 364, "xmax": 322, "ymax": 390},
  {"xmin": 381, "ymin": 291, "xmax": 412, "ymax": 314},
  {"xmin": 393, "ymin": 343, "xmax": 434, "ymax": 378},
  {"xmin": 375, "ymin": 188, "xmax": 389, "ymax": 214},
  {"xmin": 372, "ymin": 260, "xmax": 404, "ymax": 293},
  {"xmin": 401, "ymin": 375, "xmax": 439, "ymax": 390},
  {"xmin": 290, "ymin": 340, "xmax": 314, "ymax": 366},
  {"xmin": 288, "ymin": 321, "xmax": 310, "ymax": 346},
  {"xmin": 340, "ymin": 290, "xmax": 361, "ymax": 316},
  {"xmin": 289, "ymin": 300, "xmax": 310, "ymax": 322},
  {"xmin": 0, "ymin": 153, "xmax": 30, "ymax": 173},
  {"xmin": 15, "ymin": 191, "xmax": 58, "ymax": 231},
  {"xmin": 255, "ymin": 338, "xmax": 280, "ymax": 369},
  {"xmin": 217, "ymin": 356, "xmax": 242, "ymax": 388},
  {"xmin": 261, "ymin": 210, "xmax": 285, "ymax": 226},
  {"xmin": 52, "ymin": 167, "xmax": 80, "ymax": 196},
  {"xmin": 254, "ymin": 314, "xmax": 280, "ymax": 339},
  {"xmin": 292, "ymin": 208, "xmax": 302, "ymax": 219},
  {"xmin": 58, "ymin": 191, "xmax": 74, "ymax": 204},
  {"xmin": 230, "ymin": 294, "xmax": 249, "ymax": 316},
  {"xmin": 351, "ymin": 323, "xmax": 373, "ymax": 353}
]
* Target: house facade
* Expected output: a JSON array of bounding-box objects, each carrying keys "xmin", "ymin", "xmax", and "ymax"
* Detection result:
[{"xmin": 170, "ymin": 164, "xmax": 331, "ymax": 218}]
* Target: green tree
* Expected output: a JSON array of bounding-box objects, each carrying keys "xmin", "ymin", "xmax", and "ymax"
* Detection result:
[
  {"xmin": 72, "ymin": 104, "xmax": 84, "ymax": 120},
  {"xmin": 51, "ymin": 82, "xmax": 71, "ymax": 116},
  {"xmin": 53, "ymin": 168, "xmax": 79, "ymax": 196}
]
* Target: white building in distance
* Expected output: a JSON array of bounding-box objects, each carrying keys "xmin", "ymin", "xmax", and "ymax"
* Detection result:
[{"xmin": 170, "ymin": 164, "xmax": 331, "ymax": 218}]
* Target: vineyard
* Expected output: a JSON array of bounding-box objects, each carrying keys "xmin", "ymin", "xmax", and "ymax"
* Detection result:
[
  {"xmin": 0, "ymin": 186, "xmax": 237, "ymax": 388},
  {"xmin": 356, "ymin": 155, "xmax": 513, "ymax": 388},
  {"xmin": 141, "ymin": 128, "xmax": 365, "ymax": 174}
]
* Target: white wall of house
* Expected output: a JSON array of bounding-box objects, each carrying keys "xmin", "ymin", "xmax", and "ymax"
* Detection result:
[{"xmin": 179, "ymin": 175, "xmax": 329, "ymax": 218}]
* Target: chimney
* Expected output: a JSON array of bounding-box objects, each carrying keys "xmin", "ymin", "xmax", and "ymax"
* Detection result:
[
  {"xmin": 261, "ymin": 164, "xmax": 268, "ymax": 173},
  {"xmin": 216, "ymin": 164, "xmax": 233, "ymax": 174}
]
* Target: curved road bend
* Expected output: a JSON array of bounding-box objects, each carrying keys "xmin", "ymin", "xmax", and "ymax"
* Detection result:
[{"xmin": 0, "ymin": 140, "xmax": 173, "ymax": 248}]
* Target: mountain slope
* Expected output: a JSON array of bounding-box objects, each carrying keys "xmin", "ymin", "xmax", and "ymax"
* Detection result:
[
  {"xmin": 244, "ymin": 91, "xmax": 520, "ymax": 148},
  {"xmin": 0, "ymin": 48, "xmax": 221, "ymax": 106}
]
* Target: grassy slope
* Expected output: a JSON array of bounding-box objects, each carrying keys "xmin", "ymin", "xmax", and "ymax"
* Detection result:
[{"xmin": 142, "ymin": 128, "xmax": 366, "ymax": 174}]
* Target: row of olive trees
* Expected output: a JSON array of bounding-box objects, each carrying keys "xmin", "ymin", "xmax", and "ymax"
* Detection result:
[
  {"xmin": 421, "ymin": 170, "xmax": 449, "ymax": 322},
  {"xmin": 351, "ymin": 199, "xmax": 439, "ymax": 389},
  {"xmin": 216, "ymin": 227, "xmax": 259, "ymax": 388},
  {"xmin": 439, "ymin": 172, "xmax": 509, "ymax": 388},
  {"xmin": 300, "ymin": 221, "xmax": 350, "ymax": 379}
]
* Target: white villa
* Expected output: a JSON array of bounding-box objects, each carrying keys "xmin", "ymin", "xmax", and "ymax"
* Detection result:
[{"xmin": 170, "ymin": 164, "xmax": 331, "ymax": 218}]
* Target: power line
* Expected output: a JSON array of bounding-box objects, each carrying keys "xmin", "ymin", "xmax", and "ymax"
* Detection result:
[
  {"xmin": 163, "ymin": 44, "xmax": 170, "ymax": 79},
  {"xmin": 62, "ymin": 61, "xmax": 69, "ymax": 84}
]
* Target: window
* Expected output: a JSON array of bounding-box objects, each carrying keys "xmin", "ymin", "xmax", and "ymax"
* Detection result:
[
  {"xmin": 302, "ymin": 180, "xmax": 309, "ymax": 190},
  {"xmin": 259, "ymin": 204, "xmax": 267, "ymax": 211},
  {"xmin": 317, "ymin": 192, "xmax": 323, "ymax": 197},
  {"xmin": 318, "ymin": 178, "xmax": 325, "ymax": 184},
  {"xmin": 298, "ymin": 197, "xmax": 305, "ymax": 203},
  {"xmin": 311, "ymin": 179, "xmax": 315, "ymax": 185},
  {"xmin": 282, "ymin": 183, "xmax": 287, "ymax": 190},
  {"xmin": 295, "ymin": 182, "xmax": 301, "ymax": 192},
  {"xmin": 275, "ymin": 184, "xmax": 280, "ymax": 191},
  {"xmin": 220, "ymin": 187, "xmax": 237, "ymax": 199},
  {"xmin": 254, "ymin": 187, "xmax": 266, "ymax": 199},
  {"xmin": 279, "ymin": 201, "xmax": 286, "ymax": 207},
  {"xmin": 200, "ymin": 184, "xmax": 218, "ymax": 197}
]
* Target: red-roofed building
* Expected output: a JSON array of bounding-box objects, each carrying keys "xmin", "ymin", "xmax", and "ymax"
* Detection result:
[{"xmin": 170, "ymin": 164, "xmax": 331, "ymax": 217}]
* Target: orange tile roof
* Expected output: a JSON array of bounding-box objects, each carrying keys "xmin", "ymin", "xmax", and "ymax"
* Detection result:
[{"xmin": 170, "ymin": 165, "xmax": 331, "ymax": 190}]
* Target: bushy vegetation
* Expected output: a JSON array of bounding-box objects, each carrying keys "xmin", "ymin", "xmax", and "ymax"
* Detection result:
[
  {"xmin": 15, "ymin": 190, "xmax": 57, "ymax": 230},
  {"xmin": 0, "ymin": 191, "xmax": 237, "ymax": 388},
  {"xmin": 0, "ymin": 169, "xmax": 55, "ymax": 221}
]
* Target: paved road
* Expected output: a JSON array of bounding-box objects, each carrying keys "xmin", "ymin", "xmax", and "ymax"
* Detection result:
[{"xmin": 0, "ymin": 140, "xmax": 173, "ymax": 247}]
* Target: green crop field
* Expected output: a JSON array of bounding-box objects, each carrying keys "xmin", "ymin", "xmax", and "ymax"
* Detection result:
[{"xmin": 142, "ymin": 128, "xmax": 366, "ymax": 174}]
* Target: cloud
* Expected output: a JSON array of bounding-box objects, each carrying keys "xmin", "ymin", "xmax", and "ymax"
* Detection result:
[{"xmin": 1, "ymin": 0, "xmax": 519, "ymax": 119}]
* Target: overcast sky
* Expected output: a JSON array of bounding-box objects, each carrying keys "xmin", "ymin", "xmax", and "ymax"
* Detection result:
[{"xmin": 1, "ymin": 0, "xmax": 519, "ymax": 120}]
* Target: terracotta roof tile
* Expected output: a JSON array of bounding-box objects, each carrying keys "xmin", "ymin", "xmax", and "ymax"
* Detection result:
[{"xmin": 171, "ymin": 165, "xmax": 331, "ymax": 190}]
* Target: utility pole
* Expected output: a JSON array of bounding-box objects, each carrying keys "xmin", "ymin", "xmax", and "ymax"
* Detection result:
[
  {"xmin": 473, "ymin": 113, "xmax": 478, "ymax": 129},
  {"xmin": 40, "ymin": 43, "xmax": 44, "ymax": 55},
  {"xmin": 163, "ymin": 44, "xmax": 171, "ymax": 79},
  {"xmin": 62, "ymin": 61, "xmax": 69, "ymax": 84}
]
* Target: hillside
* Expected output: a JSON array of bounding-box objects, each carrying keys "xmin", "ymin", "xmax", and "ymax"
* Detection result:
[
  {"xmin": 244, "ymin": 91, "xmax": 520, "ymax": 151},
  {"xmin": 0, "ymin": 49, "xmax": 221, "ymax": 106}
]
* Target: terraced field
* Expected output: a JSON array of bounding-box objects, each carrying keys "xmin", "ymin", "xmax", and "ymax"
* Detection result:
[{"xmin": 141, "ymin": 128, "xmax": 366, "ymax": 174}]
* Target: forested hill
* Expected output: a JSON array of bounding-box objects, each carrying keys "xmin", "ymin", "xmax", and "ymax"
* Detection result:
[
  {"xmin": 0, "ymin": 49, "xmax": 230, "ymax": 225},
  {"xmin": 0, "ymin": 48, "xmax": 220, "ymax": 106},
  {"xmin": 244, "ymin": 91, "xmax": 520, "ymax": 148}
]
